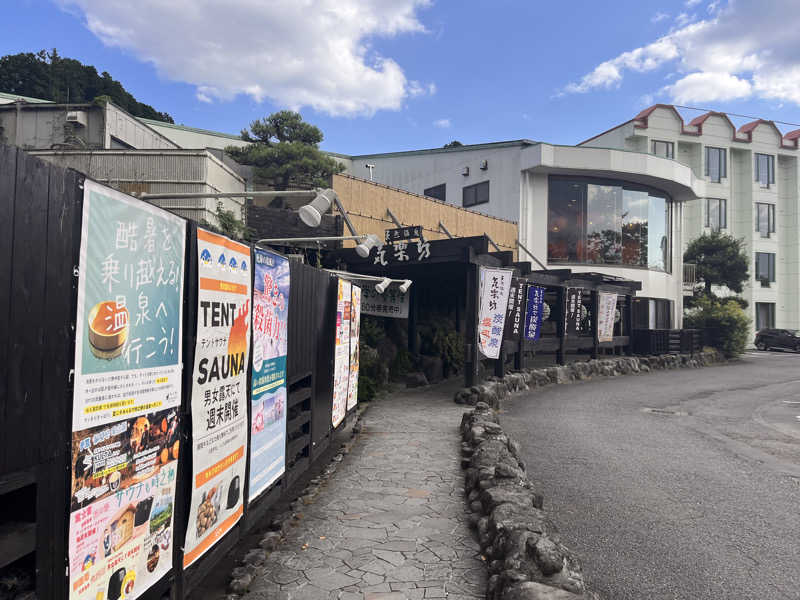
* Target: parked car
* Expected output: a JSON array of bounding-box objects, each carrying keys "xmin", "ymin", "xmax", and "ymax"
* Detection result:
[{"xmin": 754, "ymin": 328, "xmax": 800, "ymax": 351}]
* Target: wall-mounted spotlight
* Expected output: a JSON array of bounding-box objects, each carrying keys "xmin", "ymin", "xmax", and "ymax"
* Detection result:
[
  {"xmin": 298, "ymin": 188, "xmax": 336, "ymax": 227},
  {"xmin": 399, "ymin": 279, "xmax": 412, "ymax": 293},
  {"xmin": 374, "ymin": 277, "xmax": 392, "ymax": 294},
  {"xmin": 355, "ymin": 233, "xmax": 381, "ymax": 258}
]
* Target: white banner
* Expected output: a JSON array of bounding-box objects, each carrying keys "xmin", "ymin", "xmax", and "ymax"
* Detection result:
[
  {"xmin": 597, "ymin": 292, "xmax": 618, "ymax": 343},
  {"xmin": 183, "ymin": 229, "xmax": 250, "ymax": 567},
  {"xmin": 361, "ymin": 286, "xmax": 409, "ymax": 318},
  {"xmin": 477, "ymin": 267, "xmax": 514, "ymax": 359}
]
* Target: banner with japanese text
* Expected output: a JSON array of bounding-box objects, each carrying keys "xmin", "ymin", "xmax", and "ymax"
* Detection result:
[
  {"xmin": 361, "ymin": 285, "xmax": 409, "ymax": 318},
  {"xmin": 597, "ymin": 292, "xmax": 618, "ymax": 343},
  {"xmin": 477, "ymin": 267, "xmax": 513, "ymax": 359},
  {"xmin": 523, "ymin": 285, "xmax": 545, "ymax": 342},
  {"xmin": 346, "ymin": 285, "xmax": 361, "ymax": 411},
  {"xmin": 183, "ymin": 229, "xmax": 250, "ymax": 567},
  {"xmin": 248, "ymin": 248, "xmax": 290, "ymax": 503},
  {"xmin": 69, "ymin": 179, "xmax": 185, "ymax": 600},
  {"xmin": 565, "ymin": 288, "xmax": 583, "ymax": 336},
  {"xmin": 503, "ymin": 278, "xmax": 527, "ymax": 342},
  {"xmin": 332, "ymin": 278, "xmax": 351, "ymax": 427}
]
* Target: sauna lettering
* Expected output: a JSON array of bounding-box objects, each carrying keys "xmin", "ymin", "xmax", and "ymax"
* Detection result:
[{"xmin": 196, "ymin": 300, "xmax": 245, "ymax": 384}]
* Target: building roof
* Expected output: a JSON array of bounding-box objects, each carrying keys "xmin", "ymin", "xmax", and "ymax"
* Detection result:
[
  {"xmin": 137, "ymin": 117, "xmax": 246, "ymax": 142},
  {"xmin": 350, "ymin": 139, "xmax": 539, "ymax": 160},
  {"xmin": 0, "ymin": 91, "xmax": 54, "ymax": 104}
]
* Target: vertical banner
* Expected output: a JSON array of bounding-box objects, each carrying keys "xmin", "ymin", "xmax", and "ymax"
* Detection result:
[
  {"xmin": 69, "ymin": 180, "xmax": 185, "ymax": 600},
  {"xmin": 332, "ymin": 279, "xmax": 352, "ymax": 428},
  {"xmin": 524, "ymin": 285, "xmax": 545, "ymax": 342},
  {"xmin": 477, "ymin": 267, "xmax": 513, "ymax": 359},
  {"xmin": 597, "ymin": 292, "xmax": 618, "ymax": 343},
  {"xmin": 565, "ymin": 287, "xmax": 583, "ymax": 336},
  {"xmin": 183, "ymin": 229, "xmax": 251, "ymax": 567},
  {"xmin": 346, "ymin": 285, "xmax": 361, "ymax": 411},
  {"xmin": 503, "ymin": 277, "xmax": 527, "ymax": 342},
  {"xmin": 249, "ymin": 249, "xmax": 290, "ymax": 503}
]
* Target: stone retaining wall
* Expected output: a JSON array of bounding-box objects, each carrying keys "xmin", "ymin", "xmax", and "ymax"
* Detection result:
[
  {"xmin": 460, "ymin": 402, "xmax": 600, "ymax": 600},
  {"xmin": 454, "ymin": 349, "xmax": 725, "ymax": 407}
]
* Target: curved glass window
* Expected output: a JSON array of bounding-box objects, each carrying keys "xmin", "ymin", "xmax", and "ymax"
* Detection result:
[{"xmin": 547, "ymin": 176, "xmax": 671, "ymax": 272}]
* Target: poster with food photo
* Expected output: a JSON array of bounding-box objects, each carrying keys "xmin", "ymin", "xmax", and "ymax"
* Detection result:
[
  {"xmin": 331, "ymin": 279, "xmax": 351, "ymax": 428},
  {"xmin": 346, "ymin": 285, "xmax": 361, "ymax": 411},
  {"xmin": 69, "ymin": 180, "xmax": 185, "ymax": 600},
  {"xmin": 248, "ymin": 248, "xmax": 290, "ymax": 503},
  {"xmin": 183, "ymin": 229, "xmax": 250, "ymax": 567}
]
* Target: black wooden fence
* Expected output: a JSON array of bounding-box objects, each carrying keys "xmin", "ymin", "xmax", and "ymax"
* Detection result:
[{"xmin": 0, "ymin": 146, "xmax": 355, "ymax": 599}]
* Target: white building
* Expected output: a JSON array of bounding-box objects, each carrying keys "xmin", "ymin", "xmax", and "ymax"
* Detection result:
[
  {"xmin": 348, "ymin": 141, "xmax": 706, "ymax": 329},
  {"xmin": 581, "ymin": 105, "xmax": 800, "ymax": 333}
]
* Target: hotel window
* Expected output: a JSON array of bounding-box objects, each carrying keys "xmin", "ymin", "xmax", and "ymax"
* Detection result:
[
  {"xmin": 462, "ymin": 181, "xmax": 489, "ymax": 207},
  {"xmin": 755, "ymin": 252, "xmax": 775, "ymax": 285},
  {"xmin": 424, "ymin": 183, "xmax": 446, "ymax": 201},
  {"xmin": 705, "ymin": 198, "xmax": 727, "ymax": 231},
  {"xmin": 651, "ymin": 140, "xmax": 674, "ymax": 159},
  {"xmin": 755, "ymin": 203, "xmax": 776, "ymax": 238},
  {"xmin": 754, "ymin": 153, "xmax": 775, "ymax": 188},
  {"xmin": 704, "ymin": 147, "xmax": 726, "ymax": 183},
  {"xmin": 755, "ymin": 302, "xmax": 775, "ymax": 330}
]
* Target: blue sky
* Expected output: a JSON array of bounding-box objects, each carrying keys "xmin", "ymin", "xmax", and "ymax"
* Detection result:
[{"xmin": 3, "ymin": 0, "xmax": 799, "ymax": 155}]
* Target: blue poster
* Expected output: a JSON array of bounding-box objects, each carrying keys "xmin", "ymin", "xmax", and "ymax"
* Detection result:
[
  {"xmin": 524, "ymin": 285, "xmax": 545, "ymax": 341},
  {"xmin": 248, "ymin": 248, "xmax": 290, "ymax": 502}
]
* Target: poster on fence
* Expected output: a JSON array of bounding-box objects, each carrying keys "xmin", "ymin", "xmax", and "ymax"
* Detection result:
[
  {"xmin": 361, "ymin": 285, "xmax": 409, "ymax": 318},
  {"xmin": 503, "ymin": 277, "xmax": 527, "ymax": 342},
  {"xmin": 477, "ymin": 267, "xmax": 513, "ymax": 359},
  {"xmin": 346, "ymin": 285, "xmax": 361, "ymax": 411},
  {"xmin": 183, "ymin": 229, "xmax": 251, "ymax": 567},
  {"xmin": 524, "ymin": 285, "xmax": 545, "ymax": 342},
  {"xmin": 565, "ymin": 287, "xmax": 583, "ymax": 336},
  {"xmin": 69, "ymin": 179, "xmax": 185, "ymax": 600},
  {"xmin": 332, "ymin": 278, "xmax": 351, "ymax": 428},
  {"xmin": 248, "ymin": 248, "xmax": 290, "ymax": 503},
  {"xmin": 597, "ymin": 292, "xmax": 618, "ymax": 343}
]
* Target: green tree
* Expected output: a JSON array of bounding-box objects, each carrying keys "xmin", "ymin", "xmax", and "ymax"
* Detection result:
[
  {"xmin": 226, "ymin": 111, "xmax": 343, "ymax": 191},
  {"xmin": 684, "ymin": 231, "xmax": 749, "ymax": 296},
  {"xmin": 443, "ymin": 140, "xmax": 463, "ymax": 148},
  {"xmin": 685, "ymin": 296, "xmax": 750, "ymax": 357},
  {"xmin": 200, "ymin": 204, "xmax": 252, "ymax": 242}
]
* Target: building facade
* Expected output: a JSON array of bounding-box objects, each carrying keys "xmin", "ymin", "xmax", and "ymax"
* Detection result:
[
  {"xmin": 581, "ymin": 105, "xmax": 800, "ymax": 333},
  {"xmin": 348, "ymin": 141, "xmax": 705, "ymax": 328}
]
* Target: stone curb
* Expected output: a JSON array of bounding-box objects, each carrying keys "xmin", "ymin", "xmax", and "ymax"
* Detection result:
[
  {"xmin": 460, "ymin": 402, "xmax": 601, "ymax": 600},
  {"xmin": 454, "ymin": 349, "xmax": 725, "ymax": 407}
]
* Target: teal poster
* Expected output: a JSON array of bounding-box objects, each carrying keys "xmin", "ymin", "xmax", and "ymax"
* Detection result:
[{"xmin": 248, "ymin": 248, "xmax": 290, "ymax": 502}]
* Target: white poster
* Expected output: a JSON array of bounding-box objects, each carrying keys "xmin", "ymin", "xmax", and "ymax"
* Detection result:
[
  {"xmin": 597, "ymin": 292, "xmax": 618, "ymax": 343},
  {"xmin": 346, "ymin": 286, "xmax": 361, "ymax": 411},
  {"xmin": 361, "ymin": 285, "xmax": 409, "ymax": 318},
  {"xmin": 477, "ymin": 267, "xmax": 514, "ymax": 359},
  {"xmin": 332, "ymin": 279, "xmax": 351, "ymax": 428},
  {"xmin": 183, "ymin": 229, "xmax": 250, "ymax": 567}
]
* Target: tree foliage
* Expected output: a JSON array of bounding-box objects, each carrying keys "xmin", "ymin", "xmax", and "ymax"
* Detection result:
[
  {"xmin": 200, "ymin": 204, "xmax": 252, "ymax": 242},
  {"xmin": 684, "ymin": 296, "xmax": 750, "ymax": 357},
  {"xmin": 443, "ymin": 140, "xmax": 463, "ymax": 148},
  {"xmin": 226, "ymin": 111, "xmax": 343, "ymax": 190},
  {"xmin": 0, "ymin": 49, "xmax": 173, "ymax": 122},
  {"xmin": 684, "ymin": 231, "xmax": 749, "ymax": 295}
]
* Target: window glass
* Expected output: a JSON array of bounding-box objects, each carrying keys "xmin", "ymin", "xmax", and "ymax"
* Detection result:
[
  {"xmin": 586, "ymin": 184, "xmax": 622, "ymax": 264},
  {"xmin": 462, "ymin": 181, "xmax": 489, "ymax": 207},
  {"xmin": 622, "ymin": 189, "xmax": 648, "ymax": 266},
  {"xmin": 648, "ymin": 195, "xmax": 669, "ymax": 271},
  {"xmin": 756, "ymin": 302, "xmax": 775, "ymax": 330},
  {"xmin": 755, "ymin": 252, "xmax": 776, "ymax": 282},
  {"xmin": 547, "ymin": 179, "xmax": 585, "ymax": 263},
  {"xmin": 755, "ymin": 203, "xmax": 776, "ymax": 237},
  {"xmin": 652, "ymin": 140, "xmax": 674, "ymax": 159},
  {"xmin": 705, "ymin": 147, "xmax": 726, "ymax": 183},
  {"xmin": 423, "ymin": 183, "xmax": 446, "ymax": 201},
  {"xmin": 755, "ymin": 154, "xmax": 774, "ymax": 187}
]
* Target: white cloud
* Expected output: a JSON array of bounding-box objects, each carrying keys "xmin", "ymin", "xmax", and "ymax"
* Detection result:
[
  {"xmin": 685, "ymin": 0, "xmax": 702, "ymax": 6},
  {"xmin": 561, "ymin": 0, "xmax": 800, "ymax": 106},
  {"xmin": 674, "ymin": 12, "xmax": 695, "ymax": 27},
  {"xmin": 433, "ymin": 118, "xmax": 451, "ymax": 128},
  {"xmin": 58, "ymin": 0, "xmax": 434, "ymax": 117},
  {"xmin": 651, "ymin": 12, "xmax": 669, "ymax": 23}
]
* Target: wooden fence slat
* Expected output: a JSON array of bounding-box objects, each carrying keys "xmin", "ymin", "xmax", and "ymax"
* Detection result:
[
  {"xmin": 0, "ymin": 145, "xmax": 17, "ymax": 474},
  {"xmin": 6, "ymin": 150, "xmax": 50, "ymax": 471}
]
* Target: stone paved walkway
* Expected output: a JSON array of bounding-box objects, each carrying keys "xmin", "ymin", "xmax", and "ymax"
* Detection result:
[{"xmin": 243, "ymin": 383, "xmax": 486, "ymax": 600}]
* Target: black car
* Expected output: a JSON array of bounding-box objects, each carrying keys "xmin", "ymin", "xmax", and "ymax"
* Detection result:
[{"xmin": 754, "ymin": 328, "xmax": 800, "ymax": 351}]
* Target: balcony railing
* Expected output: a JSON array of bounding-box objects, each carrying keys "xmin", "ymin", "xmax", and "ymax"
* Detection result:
[{"xmin": 683, "ymin": 263, "xmax": 696, "ymax": 293}]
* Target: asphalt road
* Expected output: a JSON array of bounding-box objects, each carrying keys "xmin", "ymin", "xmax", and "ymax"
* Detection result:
[{"xmin": 501, "ymin": 351, "xmax": 800, "ymax": 600}]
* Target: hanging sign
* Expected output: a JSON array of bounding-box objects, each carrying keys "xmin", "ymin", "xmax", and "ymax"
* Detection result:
[
  {"xmin": 248, "ymin": 248, "xmax": 290, "ymax": 503},
  {"xmin": 503, "ymin": 277, "xmax": 527, "ymax": 342},
  {"xmin": 183, "ymin": 229, "xmax": 250, "ymax": 567},
  {"xmin": 69, "ymin": 179, "xmax": 185, "ymax": 600},
  {"xmin": 384, "ymin": 225, "xmax": 423, "ymax": 243},
  {"xmin": 597, "ymin": 292, "xmax": 618, "ymax": 343},
  {"xmin": 332, "ymin": 279, "xmax": 351, "ymax": 427},
  {"xmin": 346, "ymin": 285, "xmax": 361, "ymax": 411},
  {"xmin": 477, "ymin": 267, "xmax": 513, "ymax": 359},
  {"xmin": 361, "ymin": 286, "xmax": 409, "ymax": 319},
  {"xmin": 524, "ymin": 285, "xmax": 545, "ymax": 342},
  {"xmin": 565, "ymin": 287, "xmax": 583, "ymax": 336},
  {"xmin": 371, "ymin": 239, "xmax": 431, "ymax": 266}
]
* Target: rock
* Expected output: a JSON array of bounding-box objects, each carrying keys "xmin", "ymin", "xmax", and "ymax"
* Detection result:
[
  {"xmin": 530, "ymin": 538, "xmax": 565, "ymax": 576},
  {"xmin": 228, "ymin": 573, "xmax": 253, "ymax": 594},
  {"xmin": 405, "ymin": 371, "xmax": 428, "ymax": 388},
  {"xmin": 259, "ymin": 531, "xmax": 282, "ymax": 551}
]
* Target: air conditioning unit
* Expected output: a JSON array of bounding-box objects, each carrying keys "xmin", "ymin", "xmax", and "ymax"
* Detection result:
[
  {"xmin": 462, "ymin": 166, "xmax": 469, "ymax": 176},
  {"xmin": 480, "ymin": 160, "xmax": 488, "ymax": 170},
  {"xmin": 66, "ymin": 110, "xmax": 88, "ymax": 127}
]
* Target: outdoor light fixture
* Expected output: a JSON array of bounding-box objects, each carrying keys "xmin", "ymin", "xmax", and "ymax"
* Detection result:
[
  {"xmin": 355, "ymin": 233, "xmax": 382, "ymax": 258},
  {"xmin": 298, "ymin": 188, "xmax": 336, "ymax": 227},
  {"xmin": 399, "ymin": 279, "xmax": 412, "ymax": 293},
  {"xmin": 374, "ymin": 277, "xmax": 392, "ymax": 294}
]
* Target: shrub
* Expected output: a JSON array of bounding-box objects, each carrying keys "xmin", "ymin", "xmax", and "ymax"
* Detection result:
[{"xmin": 684, "ymin": 296, "xmax": 750, "ymax": 357}]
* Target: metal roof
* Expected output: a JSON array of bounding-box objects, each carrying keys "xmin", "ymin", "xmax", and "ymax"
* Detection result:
[
  {"xmin": 136, "ymin": 117, "xmax": 246, "ymax": 142},
  {"xmin": 350, "ymin": 139, "xmax": 540, "ymax": 160},
  {"xmin": 0, "ymin": 91, "xmax": 54, "ymax": 104}
]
